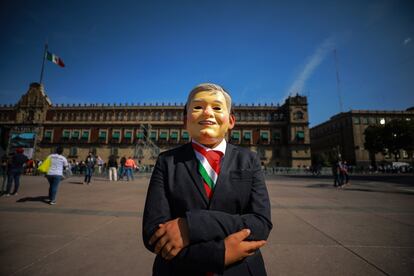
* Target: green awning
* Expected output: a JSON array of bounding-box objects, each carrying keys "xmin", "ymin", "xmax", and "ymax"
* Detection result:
[
  {"xmin": 160, "ymin": 132, "xmax": 167, "ymax": 139},
  {"xmin": 243, "ymin": 132, "xmax": 251, "ymax": 139},
  {"xmin": 82, "ymin": 132, "xmax": 89, "ymax": 139},
  {"xmin": 44, "ymin": 131, "xmax": 52, "ymax": 138},
  {"xmin": 71, "ymin": 131, "xmax": 80, "ymax": 139},
  {"xmin": 170, "ymin": 132, "xmax": 178, "ymax": 139},
  {"xmin": 62, "ymin": 131, "xmax": 70, "ymax": 138},
  {"xmin": 182, "ymin": 132, "xmax": 189, "ymax": 139},
  {"xmin": 99, "ymin": 132, "xmax": 107, "ymax": 139},
  {"xmin": 296, "ymin": 131, "xmax": 305, "ymax": 139},
  {"xmin": 124, "ymin": 132, "xmax": 132, "ymax": 139},
  {"xmin": 112, "ymin": 132, "xmax": 120, "ymax": 139},
  {"xmin": 261, "ymin": 132, "xmax": 269, "ymax": 139},
  {"xmin": 150, "ymin": 132, "xmax": 157, "ymax": 139},
  {"xmin": 136, "ymin": 132, "xmax": 144, "ymax": 139},
  {"xmin": 231, "ymin": 132, "xmax": 240, "ymax": 139}
]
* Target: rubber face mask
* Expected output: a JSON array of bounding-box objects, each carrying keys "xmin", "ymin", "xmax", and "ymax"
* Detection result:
[{"xmin": 186, "ymin": 90, "xmax": 235, "ymax": 148}]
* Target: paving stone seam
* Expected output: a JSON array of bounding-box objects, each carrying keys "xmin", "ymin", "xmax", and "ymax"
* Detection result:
[
  {"xmin": 307, "ymin": 188, "xmax": 414, "ymax": 227},
  {"xmin": 9, "ymin": 217, "xmax": 117, "ymax": 276},
  {"xmin": 0, "ymin": 206, "xmax": 143, "ymax": 218},
  {"xmin": 272, "ymin": 201, "xmax": 391, "ymax": 276}
]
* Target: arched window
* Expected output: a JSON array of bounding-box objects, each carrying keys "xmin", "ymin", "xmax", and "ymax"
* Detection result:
[{"xmin": 294, "ymin": 111, "xmax": 304, "ymax": 120}]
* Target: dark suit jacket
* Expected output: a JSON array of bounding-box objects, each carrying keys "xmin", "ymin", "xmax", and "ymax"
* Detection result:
[{"xmin": 143, "ymin": 142, "xmax": 272, "ymax": 276}]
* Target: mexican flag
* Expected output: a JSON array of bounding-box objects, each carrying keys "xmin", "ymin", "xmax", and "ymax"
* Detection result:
[{"xmin": 46, "ymin": 51, "xmax": 65, "ymax": 67}]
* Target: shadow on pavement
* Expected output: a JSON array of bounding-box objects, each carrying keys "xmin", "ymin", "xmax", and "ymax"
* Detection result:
[
  {"xmin": 65, "ymin": 181, "xmax": 84, "ymax": 185},
  {"xmin": 305, "ymin": 183, "xmax": 414, "ymax": 195},
  {"xmin": 16, "ymin": 196, "xmax": 51, "ymax": 204},
  {"xmin": 282, "ymin": 174, "xmax": 414, "ymax": 186}
]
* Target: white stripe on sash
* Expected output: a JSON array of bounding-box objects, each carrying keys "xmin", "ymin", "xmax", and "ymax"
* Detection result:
[{"xmin": 194, "ymin": 150, "xmax": 218, "ymax": 184}]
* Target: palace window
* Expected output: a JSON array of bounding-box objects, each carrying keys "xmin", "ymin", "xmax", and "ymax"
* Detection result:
[
  {"xmin": 273, "ymin": 132, "xmax": 281, "ymax": 142},
  {"xmin": 243, "ymin": 131, "xmax": 252, "ymax": 144},
  {"xmin": 44, "ymin": 130, "xmax": 53, "ymax": 141},
  {"xmin": 182, "ymin": 131, "xmax": 190, "ymax": 141},
  {"xmin": 136, "ymin": 131, "xmax": 144, "ymax": 140},
  {"xmin": 231, "ymin": 131, "xmax": 240, "ymax": 143},
  {"xmin": 81, "ymin": 130, "xmax": 90, "ymax": 140},
  {"xmin": 260, "ymin": 131, "xmax": 270, "ymax": 143},
  {"xmin": 62, "ymin": 130, "xmax": 70, "ymax": 140},
  {"xmin": 294, "ymin": 111, "xmax": 304, "ymax": 120},
  {"xmin": 170, "ymin": 131, "xmax": 179, "ymax": 141},
  {"xmin": 159, "ymin": 130, "xmax": 168, "ymax": 140},
  {"xmin": 361, "ymin": 117, "xmax": 368, "ymax": 124},
  {"xmin": 124, "ymin": 130, "xmax": 133, "ymax": 141},
  {"xmin": 296, "ymin": 131, "xmax": 305, "ymax": 141},
  {"xmin": 353, "ymin": 117, "xmax": 360, "ymax": 124},
  {"xmin": 99, "ymin": 130, "xmax": 107, "ymax": 140},
  {"xmin": 112, "ymin": 130, "xmax": 121, "ymax": 142},
  {"xmin": 149, "ymin": 130, "xmax": 157, "ymax": 141},
  {"xmin": 71, "ymin": 130, "xmax": 80, "ymax": 140}
]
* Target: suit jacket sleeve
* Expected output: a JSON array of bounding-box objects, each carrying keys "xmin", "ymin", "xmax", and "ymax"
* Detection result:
[
  {"xmin": 185, "ymin": 152, "xmax": 272, "ymax": 242},
  {"xmin": 142, "ymin": 156, "xmax": 172, "ymax": 252}
]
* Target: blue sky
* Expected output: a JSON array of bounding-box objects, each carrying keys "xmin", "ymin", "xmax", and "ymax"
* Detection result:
[{"xmin": 1, "ymin": 0, "xmax": 413, "ymax": 126}]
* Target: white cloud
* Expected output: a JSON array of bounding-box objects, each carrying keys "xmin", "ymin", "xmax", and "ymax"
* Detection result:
[
  {"xmin": 284, "ymin": 36, "xmax": 336, "ymax": 100},
  {"xmin": 403, "ymin": 37, "xmax": 412, "ymax": 45}
]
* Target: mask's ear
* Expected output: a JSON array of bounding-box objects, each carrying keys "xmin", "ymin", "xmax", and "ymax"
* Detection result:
[{"xmin": 228, "ymin": 114, "xmax": 236, "ymax": 130}]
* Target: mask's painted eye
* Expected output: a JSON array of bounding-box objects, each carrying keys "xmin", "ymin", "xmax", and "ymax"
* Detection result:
[
  {"xmin": 193, "ymin": 106, "xmax": 202, "ymax": 110},
  {"xmin": 213, "ymin": 106, "xmax": 222, "ymax": 111}
]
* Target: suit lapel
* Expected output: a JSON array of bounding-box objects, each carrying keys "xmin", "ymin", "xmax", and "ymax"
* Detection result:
[
  {"xmin": 210, "ymin": 144, "xmax": 236, "ymax": 208},
  {"xmin": 182, "ymin": 143, "xmax": 209, "ymax": 205}
]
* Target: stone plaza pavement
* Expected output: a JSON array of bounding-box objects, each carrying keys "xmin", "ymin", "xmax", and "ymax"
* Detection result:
[{"xmin": 0, "ymin": 174, "xmax": 413, "ymax": 276}]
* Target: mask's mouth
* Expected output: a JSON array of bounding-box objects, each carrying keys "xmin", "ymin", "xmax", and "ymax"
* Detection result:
[{"xmin": 198, "ymin": 120, "xmax": 216, "ymax": 125}]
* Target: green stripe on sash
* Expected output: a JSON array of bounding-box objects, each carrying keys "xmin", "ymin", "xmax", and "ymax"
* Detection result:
[{"xmin": 198, "ymin": 162, "xmax": 214, "ymax": 189}]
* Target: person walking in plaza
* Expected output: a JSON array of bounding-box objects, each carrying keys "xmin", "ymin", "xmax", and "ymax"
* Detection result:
[
  {"xmin": 84, "ymin": 152, "xmax": 96, "ymax": 185},
  {"xmin": 342, "ymin": 160, "xmax": 350, "ymax": 185},
  {"xmin": 332, "ymin": 159, "xmax": 342, "ymax": 188},
  {"xmin": 1, "ymin": 156, "xmax": 8, "ymax": 195},
  {"xmin": 119, "ymin": 156, "xmax": 126, "ymax": 180},
  {"xmin": 143, "ymin": 83, "xmax": 272, "ymax": 275},
  {"xmin": 97, "ymin": 155, "xmax": 104, "ymax": 175},
  {"xmin": 124, "ymin": 156, "xmax": 136, "ymax": 181},
  {"xmin": 45, "ymin": 146, "xmax": 69, "ymax": 205},
  {"xmin": 107, "ymin": 155, "xmax": 118, "ymax": 181},
  {"xmin": 4, "ymin": 148, "xmax": 28, "ymax": 197}
]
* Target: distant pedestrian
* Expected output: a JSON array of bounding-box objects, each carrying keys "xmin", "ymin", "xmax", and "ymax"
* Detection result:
[
  {"xmin": 119, "ymin": 156, "xmax": 126, "ymax": 180},
  {"xmin": 124, "ymin": 156, "xmax": 136, "ymax": 181},
  {"xmin": 107, "ymin": 155, "xmax": 118, "ymax": 181},
  {"xmin": 1, "ymin": 156, "xmax": 8, "ymax": 194},
  {"xmin": 45, "ymin": 146, "xmax": 69, "ymax": 205},
  {"xmin": 342, "ymin": 161, "xmax": 350, "ymax": 185},
  {"xmin": 4, "ymin": 148, "xmax": 28, "ymax": 197},
  {"xmin": 332, "ymin": 159, "xmax": 343, "ymax": 188},
  {"xmin": 84, "ymin": 152, "xmax": 96, "ymax": 185},
  {"xmin": 97, "ymin": 156, "xmax": 104, "ymax": 174}
]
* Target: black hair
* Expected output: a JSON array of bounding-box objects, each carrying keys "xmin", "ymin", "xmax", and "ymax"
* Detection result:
[{"xmin": 56, "ymin": 146, "xmax": 63, "ymax": 155}]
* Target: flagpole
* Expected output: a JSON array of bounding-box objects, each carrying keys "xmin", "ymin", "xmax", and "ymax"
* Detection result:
[{"xmin": 39, "ymin": 43, "xmax": 48, "ymax": 84}]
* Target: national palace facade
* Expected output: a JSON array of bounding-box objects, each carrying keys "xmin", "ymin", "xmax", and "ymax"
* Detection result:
[{"xmin": 0, "ymin": 83, "xmax": 311, "ymax": 167}]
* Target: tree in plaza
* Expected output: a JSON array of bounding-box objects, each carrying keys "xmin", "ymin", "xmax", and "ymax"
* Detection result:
[
  {"xmin": 382, "ymin": 119, "xmax": 414, "ymax": 162},
  {"xmin": 364, "ymin": 125, "xmax": 385, "ymax": 168}
]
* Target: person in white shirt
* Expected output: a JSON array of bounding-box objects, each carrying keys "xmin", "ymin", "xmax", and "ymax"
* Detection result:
[{"xmin": 45, "ymin": 146, "xmax": 68, "ymax": 205}]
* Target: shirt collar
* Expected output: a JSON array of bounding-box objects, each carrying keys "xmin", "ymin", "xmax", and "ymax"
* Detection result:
[{"xmin": 191, "ymin": 139, "xmax": 227, "ymax": 156}]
